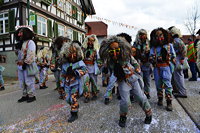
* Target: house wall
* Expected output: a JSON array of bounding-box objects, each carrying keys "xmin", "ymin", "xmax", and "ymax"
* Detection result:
[
  {"xmin": 0, "ymin": 0, "xmax": 89, "ymax": 77},
  {"xmin": 0, "ymin": 51, "xmax": 17, "ymax": 77}
]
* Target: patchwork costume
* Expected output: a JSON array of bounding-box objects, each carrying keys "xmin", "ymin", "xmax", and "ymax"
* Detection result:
[
  {"xmin": 134, "ymin": 29, "xmax": 152, "ymax": 99},
  {"xmin": 82, "ymin": 35, "xmax": 101, "ymax": 102},
  {"xmin": 60, "ymin": 42, "xmax": 89, "ymax": 123},
  {"xmin": 37, "ymin": 47, "xmax": 52, "ymax": 89},
  {"xmin": 149, "ymin": 28, "xmax": 176, "ymax": 111},
  {"xmin": 168, "ymin": 26, "xmax": 187, "ymax": 97},
  {"xmin": 99, "ymin": 36, "xmax": 152, "ymax": 127},
  {"xmin": 17, "ymin": 40, "xmax": 37, "ymax": 102}
]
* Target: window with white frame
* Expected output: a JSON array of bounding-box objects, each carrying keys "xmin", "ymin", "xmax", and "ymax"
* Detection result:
[
  {"xmin": 77, "ymin": 0, "xmax": 81, "ymax": 5},
  {"xmin": 4, "ymin": 0, "xmax": 9, "ymax": 3},
  {"xmin": 58, "ymin": 24, "xmax": 64, "ymax": 36},
  {"xmin": 57, "ymin": 0, "xmax": 64, "ymax": 10},
  {"xmin": 67, "ymin": 28, "xmax": 73, "ymax": 40},
  {"xmin": 37, "ymin": 15, "xmax": 47, "ymax": 36},
  {"xmin": 0, "ymin": 12, "xmax": 9, "ymax": 34},
  {"xmin": 66, "ymin": 1, "xmax": 72, "ymax": 16},
  {"xmin": 77, "ymin": 10, "xmax": 82, "ymax": 22}
]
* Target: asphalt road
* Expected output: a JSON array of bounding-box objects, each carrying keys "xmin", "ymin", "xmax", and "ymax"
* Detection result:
[{"xmin": 0, "ymin": 75, "xmax": 199, "ymax": 132}]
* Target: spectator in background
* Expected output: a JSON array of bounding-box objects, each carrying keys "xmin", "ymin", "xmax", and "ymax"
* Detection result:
[
  {"xmin": 194, "ymin": 39, "xmax": 200, "ymax": 78},
  {"xmin": 187, "ymin": 38, "xmax": 197, "ymax": 81}
]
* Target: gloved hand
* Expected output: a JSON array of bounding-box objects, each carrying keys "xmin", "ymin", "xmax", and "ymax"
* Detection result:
[
  {"xmin": 66, "ymin": 66, "xmax": 76, "ymax": 77},
  {"xmin": 22, "ymin": 62, "xmax": 27, "ymax": 70},
  {"xmin": 86, "ymin": 51, "xmax": 91, "ymax": 58}
]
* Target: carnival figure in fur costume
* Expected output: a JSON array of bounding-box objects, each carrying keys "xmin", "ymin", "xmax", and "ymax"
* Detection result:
[
  {"xmin": 168, "ymin": 26, "xmax": 188, "ymax": 98},
  {"xmin": 99, "ymin": 36, "xmax": 152, "ymax": 127},
  {"xmin": 82, "ymin": 34, "xmax": 101, "ymax": 102},
  {"xmin": 104, "ymin": 33, "xmax": 142, "ymax": 105},
  {"xmin": 60, "ymin": 41, "xmax": 89, "ymax": 123},
  {"xmin": 50, "ymin": 36, "xmax": 70, "ymax": 99},
  {"xmin": 149, "ymin": 27, "xmax": 176, "ymax": 111},
  {"xmin": 36, "ymin": 47, "xmax": 52, "ymax": 89},
  {"xmin": 15, "ymin": 26, "xmax": 38, "ymax": 103},
  {"xmin": 134, "ymin": 29, "xmax": 152, "ymax": 99}
]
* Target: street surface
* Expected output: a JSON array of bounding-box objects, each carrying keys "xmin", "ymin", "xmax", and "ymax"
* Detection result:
[{"xmin": 0, "ymin": 75, "xmax": 199, "ymax": 132}]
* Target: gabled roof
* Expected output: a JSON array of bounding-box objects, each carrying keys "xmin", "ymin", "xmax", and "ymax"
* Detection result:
[
  {"xmin": 80, "ymin": 0, "xmax": 96, "ymax": 15},
  {"xmin": 85, "ymin": 21, "xmax": 108, "ymax": 36},
  {"xmin": 181, "ymin": 35, "xmax": 196, "ymax": 43},
  {"xmin": 196, "ymin": 29, "xmax": 200, "ymax": 35}
]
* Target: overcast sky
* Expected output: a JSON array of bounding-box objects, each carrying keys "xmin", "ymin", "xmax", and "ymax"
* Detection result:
[{"xmin": 86, "ymin": 0, "xmax": 200, "ymax": 40}]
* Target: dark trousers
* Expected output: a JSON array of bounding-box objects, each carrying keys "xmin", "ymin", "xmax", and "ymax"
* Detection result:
[
  {"xmin": 189, "ymin": 62, "xmax": 197, "ymax": 80},
  {"xmin": 183, "ymin": 69, "xmax": 188, "ymax": 78}
]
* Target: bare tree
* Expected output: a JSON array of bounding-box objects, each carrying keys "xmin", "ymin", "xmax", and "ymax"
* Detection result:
[{"xmin": 185, "ymin": 0, "xmax": 200, "ymax": 38}]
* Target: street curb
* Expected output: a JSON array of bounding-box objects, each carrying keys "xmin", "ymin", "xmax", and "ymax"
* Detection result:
[{"xmin": 176, "ymin": 98, "xmax": 200, "ymax": 130}]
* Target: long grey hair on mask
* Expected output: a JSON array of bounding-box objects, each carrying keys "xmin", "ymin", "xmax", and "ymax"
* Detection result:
[
  {"xmin": 60, "ymin": 41, "xmax": 84, "ymax": 63},
  {"xmin": 134, "ymin": 29, "xmax": 150, "ymax": 45},
  {"xmin": 99, "ymin": 36, "xmax": 132, "ymax": 63}
]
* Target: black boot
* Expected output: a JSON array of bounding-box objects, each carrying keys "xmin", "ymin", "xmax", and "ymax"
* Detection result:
[
  {"xmin": 27, "ymin": 96, "xmax": 36, "ymax": 103},
  {"xmin": 91, "ymin": 95, "xmax": 97, "ymax": 100},
  {"xmin": 18, "ymin": 95, "xmax": 29, "ymax": 103},
  {"xmin": 0, "ymin": 86, "xmax": 5, "ymax": 91},
  {"xmin": 144, "ymin": 115, "xmax": 152, "ymax": 124},
  {"xmin": 145, "ymin": 93, "xmax": 151, "ymax": 99},
  {"xmin": 104, "ymin": 98, "xmax": 110, "ymax": 105},
  {"xmin": 40, "ymin": 85, "xmax": 48, "ymax": 89},
  {"xmin": 112, "ymin": 86, "xmax": 115, "ymax": 94},
  {"xmin": 84, "ymin": 97, "xmax": 90, "ymax": 103},
  {"xmin": 118, "ymin": 116, "xmax": 127, "ymax": 128},
  {"xmin": 157, "ymin": 97, "xmax": 163, "ymax": 106},
  {"xmin": 130, "ymin": 95, "xmax": 134, "ymax": 103},
  {"xmin": 68, "ymin": 112, "xmax": 78, "ymax": 123},
  {"xmin": 166, "ymin": 100, "xmax": 173, "ymax": 111}
]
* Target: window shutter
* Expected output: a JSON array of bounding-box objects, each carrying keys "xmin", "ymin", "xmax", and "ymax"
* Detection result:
[
  {"xmin": 72, "ymin": 5, "xmax": 77, "ymax": 19},
  {"xmin": 53, "ymin": 22, "xmax": 58, "ymax": 38},
  {"xmin": 81, "ymin": 13, "xmax": 84, "ymax": 23},
  {"xmin": 76, "ymin": 31, "xmax": 78, "ymax": 40},
  {"xmin": 32, "ymin": 14, "xmax": 37, "ymax": 34},
  {"xmin": 72, "ymin": 5, "xmax": 75, "ymax": 18},
  {"xmin": 8, "ymin": 10, "xmax": 15, "ymax": 32},
  {"xmin": 75, "ymin": 7, "xmax": 78, "ymax": 19},
  {"xmin": 73, "ymin": 30, "xmax": 78, "ymax": 40},
  {"xmin": 41, "ymin": 0, "xmax": 52, "ymax": 6},
  {"xmin": 47, "ymin": 19, "xmax": 52, "ymax": 38},
  {"xmin": 0, "ymin": 0, "xmax": 4, "ymax": 5},
  {"xmin": 73, "ymin": 30, "xmax": 76, "ymax": 40},
  {"xmin": 53, "ymin": 0, "xmax": 57, "ymax": 5}
]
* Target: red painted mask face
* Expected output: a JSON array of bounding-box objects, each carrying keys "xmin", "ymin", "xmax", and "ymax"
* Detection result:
[
  {"xmin": 131, "ymin": 47, "xmax": 136, "ymax": 57},
  {"xmin": 87, "ymin": 37, "xmax": 95, "ymax": 48},
  {"xmin": 68, "ymin": 46, "xmax": 77, "ymax": 63},
  {"xmin": 18, "ymin": 30, "xmax": 23, "ymax": 40},
  {"xmin": 155, "ymin": 30, "xmax": 164, "ymax": 45},
  {"xmin": 139, "ymin": 34, "xmax": 147, "ymax": 41},
  {"xmin": 109, "ymin": 42, "xmax": 120, "ymax": 60}
]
